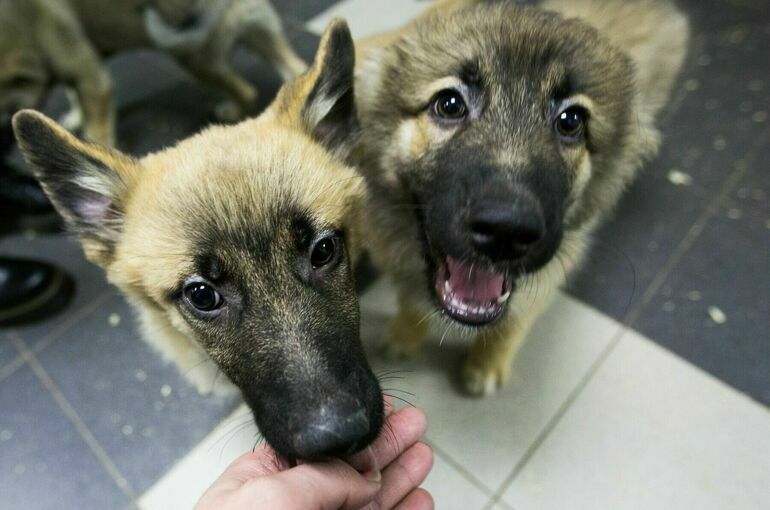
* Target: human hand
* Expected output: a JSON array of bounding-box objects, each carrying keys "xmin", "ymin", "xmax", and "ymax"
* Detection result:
[{"xmin": 196, "ymin": 402, "xmax": 433, "ymax": 510}]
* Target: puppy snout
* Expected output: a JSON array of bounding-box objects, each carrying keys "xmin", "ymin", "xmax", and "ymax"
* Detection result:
[
  {"xmin": 469, "ymin": 198, "xmax": 544, "ymax": 261},
  {"xmin": 291, "ymin": 400, "xmax": 370, "ymax": 459}
]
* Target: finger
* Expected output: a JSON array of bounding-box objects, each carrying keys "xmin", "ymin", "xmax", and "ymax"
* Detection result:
[
  {"xmin": 196, "ymin": 445, "xmax": 289, "ymax": 504},
  {"xmin": 253, "ymin": 458, "xmax": 381, "ymax": 510},
  {"xmin": 347, "ymin": 407, "xmax": 427, "ymax": 473},
  {"xmin": 383, "ymin": 394, "xmax": 395, "ymax": 417},
  {"xmin": 369, "ymin": 442, "xmax": 433, "ymax": 510},
  {"xmin": 394, "ymin": 488, "xmax": 434, "ymax": 510}
]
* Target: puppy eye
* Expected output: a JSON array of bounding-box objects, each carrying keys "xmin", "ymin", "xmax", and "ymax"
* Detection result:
[
  {"xmin": 555, "ymin": 107, "xmax": 587, "ymax": 141},
  {"xmin": 184, "ymin": 282, "xmax": 222, "ymax": 312},
  {"xmin": 310, "ymin": 236, "xmax": 339, "ymax": 269},
  {"xmin": 432, "ymin": 89, "xmax": 467, "ymax": 120}
]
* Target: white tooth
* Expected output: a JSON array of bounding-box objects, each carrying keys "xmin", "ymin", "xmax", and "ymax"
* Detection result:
[
  {"xmin": 444, "ymin": 279, "xmax": 452, "ymax": 296},
  {"xmin": 497, "ymin": 291, "xmax": 511, "ymax": 304}
]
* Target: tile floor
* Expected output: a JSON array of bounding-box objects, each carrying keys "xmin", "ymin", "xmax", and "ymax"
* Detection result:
[{"xmin": 1, "ymin": 0, "xmax": 769, "ymax": 509}]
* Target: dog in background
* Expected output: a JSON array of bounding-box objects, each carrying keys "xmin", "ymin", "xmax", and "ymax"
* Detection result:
[
  {"xmin": 13, "ymin": 20, "xmax": 383, "ymax": 461},
  {"xmin": 353, "ymin": 0, "xmax": 689, "ymax": 395},
  {"xmin": 0, "ymin": 0, "xmax": 306, "ymax": 147}
]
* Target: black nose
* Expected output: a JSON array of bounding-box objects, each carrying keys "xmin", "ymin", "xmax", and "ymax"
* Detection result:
[
  {"xmin": 291, "ymin": 400, "xmax": 370, "ymax": 459},
  {"xmin": 469, "ymin": 198, "xmax": 544, "ymax": 261}
]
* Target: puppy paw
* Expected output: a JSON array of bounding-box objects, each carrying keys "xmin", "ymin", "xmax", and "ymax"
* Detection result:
[
  {"xmin": 214, "ymin": 100, "xmax": 243, "ymax": 122},
  {"xmin": 59, "ymin": 107, "xmax": 84, "ymax": 133},
  {"xmin": 460, "ymin": 357, "xmax": 511, "ymax": 397}
]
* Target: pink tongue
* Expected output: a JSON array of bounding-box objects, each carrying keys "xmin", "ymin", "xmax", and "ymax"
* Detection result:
[{"xmin": 446, "ymin": 256, "xmax": 504, "ymax": 303}]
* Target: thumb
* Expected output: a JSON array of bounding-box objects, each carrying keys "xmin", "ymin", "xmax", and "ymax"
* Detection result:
[
  {"xmin": 196, "ymin": 446, "xmax": 290, "ymax": 507},
  {"xmin": 244, "ymin": 458, "xmax": 382, "ymax": 510}
]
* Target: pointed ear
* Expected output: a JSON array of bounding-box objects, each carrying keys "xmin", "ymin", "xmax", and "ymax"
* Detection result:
[
  {"xmin": 296, "ymin": 19, "xmax": 357, "ymax": 154},
  {"xmin": 12, "ymin": 110, "xmax": 137, "ymax": 265}
]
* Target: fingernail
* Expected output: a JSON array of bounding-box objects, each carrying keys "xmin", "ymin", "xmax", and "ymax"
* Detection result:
[{"xmin": 364, "ymin": 469, "xmax": 382, "ymax": 483}]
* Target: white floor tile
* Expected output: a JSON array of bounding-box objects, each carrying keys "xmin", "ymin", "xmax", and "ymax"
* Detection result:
[
  {"xmin": 139, "ymin": 403, "xmax": 254, "ymax": 510},
  {"xmin": 422, "ymin": 446, "xmax": 492, "ymax": 510},
  {"xmin": 306, "ymin": 0, "xmax": 432, "ymax": 40},
  {"xmin": 138, "ymin": 399, "xmax": 490, "ymax": 510},
  {"xmin": 360, "ymin": 279, "xmax": 621, "ymax": 491},
  {"xmin": 502, "ymin": 329, "xmax": 770, "ymax": 510}
]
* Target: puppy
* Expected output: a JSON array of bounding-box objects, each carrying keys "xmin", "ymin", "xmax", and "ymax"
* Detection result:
[
  {"xmin": 353, "ymin": 0, "xmax": 689, "ymax": 395},
  {"xmin": 13, "ymin": 20, "xmax": 383, "ymax": 461},
  {"xmin": 0, "ymin": 0, "xmax": 306, "ymax": 146}
]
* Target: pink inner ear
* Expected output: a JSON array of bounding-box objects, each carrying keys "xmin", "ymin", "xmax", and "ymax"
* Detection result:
[{"xmin": 74, "ymin": 193, "xmax": 113, "ymax": 225}]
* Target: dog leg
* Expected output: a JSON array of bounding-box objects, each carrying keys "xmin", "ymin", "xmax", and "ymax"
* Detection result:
[
  {"xmin": 240, "ymin": 26, "xmax": 307, "ymax": 82},
  {"xmin": 461, "ymin": 323, "xmax": 529, "ymax": 396},
  {"xmin": 180, "ymin": 57, "xmax": 258, "ymax": 121},
  {"xmin": 461, "ymin": 285, "xmax": 559, "ymax": 396},
  {"xmin": 235, "ymin": 0, "xmax": 307, "ymax": 81},
  {"xmin": 77, "ymin": 72, "xmax": 115, "ymax": 146},
  {"xmin": 34, "ymin": 1, "xmax": 116, "ymax": 145},
  {"xmin": 382, "ymin": 302, "xmax": 430, "ymax": 360}
]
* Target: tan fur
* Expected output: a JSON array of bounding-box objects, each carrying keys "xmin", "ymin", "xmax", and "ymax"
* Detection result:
[
  {"xmin": 354, "ymin": 0, "xmax": 689, "ymax": 395},
  {"xmin": 13, "ymin": 21, "xmax": 363, "ymax": 396}
]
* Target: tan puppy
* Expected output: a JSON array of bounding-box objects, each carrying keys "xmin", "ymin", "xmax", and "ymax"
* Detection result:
[
  {"xmin": 353, "ymin": 0, "xmax": 689, "ymax": 395},
  {"xmin": 13, "ymin": 21, "xmax": 384, "ymax": 461},
  {"xmin": 0, "ymin": 0, "xmax": 306, "ymax": 146}
]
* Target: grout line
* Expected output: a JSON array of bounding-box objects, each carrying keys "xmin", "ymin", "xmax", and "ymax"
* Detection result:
[
  {"xmin": 483, "ymin": 324, "xmax": 630, "ymax": 509},
  {"xmin": 424, "ymin": 437, "xmax": 499, "ymax": 500},
  {"xmin": 31, "ymin": 289, "xmax": 115, "ymax": 354},
  {"xmin": 8, "ymin": 331, "xmax": 139, "ymax": 504},
  {"xmin": 487, "ymin": 125, "xmax": 769, "ymax": 505},
  {"xmin": 620, "ymin": 126, "xmax": 766, "ymax": 330},
  {"xmin": 0, "ymin": 290, "xmax": 112, "ymax": 383},
  {"xmin": 0, "ymin": 337, "xmax": 27, "ymax": 383}
]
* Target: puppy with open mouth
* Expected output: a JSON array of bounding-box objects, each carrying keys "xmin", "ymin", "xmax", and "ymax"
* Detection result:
[
  {"xmin": 353, "ymin": 0, "xmax": 689, "ymax": 395},
  {"xmin": 13, "ymin": 20, "xmax": 383, "ymax": 462}
]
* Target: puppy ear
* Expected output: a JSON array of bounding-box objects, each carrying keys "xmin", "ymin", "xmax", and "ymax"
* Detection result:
[
  {"xmin": 12, "ymin": 110, "xmax": 138, "ymax": 265},
  {"xmin": 292, "ymin": 19, "xmax": 357, "ymax": 153}
]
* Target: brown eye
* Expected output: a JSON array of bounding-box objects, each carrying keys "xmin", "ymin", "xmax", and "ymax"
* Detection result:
[
  {"xmin": 310, "ymin": 236, "xmax": 338, "ymax": 269},
  {"xmin": 184, "ymin": 282, "xmax": 222, "ymax": 311},
  {"xmin": 555, "ymin": 107, "xmax": 587, "ymax": 140},
  {"xmin": 432, "ymin": 90, "xmax": 467, "ymax": 120}
]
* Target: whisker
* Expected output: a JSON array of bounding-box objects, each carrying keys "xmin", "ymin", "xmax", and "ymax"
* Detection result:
[{"xmin": 382, "ymin": 392, "xmax": 416, "ymax": 408}]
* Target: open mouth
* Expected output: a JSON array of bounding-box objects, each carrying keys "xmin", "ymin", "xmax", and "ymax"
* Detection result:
[{"xmin": 434, "ymin": 256, "xmax": 512, "ymax": 326}]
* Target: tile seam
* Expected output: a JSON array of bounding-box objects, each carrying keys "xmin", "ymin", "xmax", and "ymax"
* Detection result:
[{"xmin": 8, "ymin": 331, "xmax": 139, "ymax": 504}]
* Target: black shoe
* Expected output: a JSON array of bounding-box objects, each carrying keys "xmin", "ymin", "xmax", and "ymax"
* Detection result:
[
  {"xmin": 0, "ymin": 162, "xmax": 61, "ymax": 235},
  {"xmin": 0, "ymin": 257, "xmax": 75, "ymax": 327}
]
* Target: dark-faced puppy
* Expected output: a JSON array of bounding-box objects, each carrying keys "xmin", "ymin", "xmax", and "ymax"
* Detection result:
[
  {"xmin": 354, "ymin": 0, "xmax": 689, "ymax": 395},
  {"xmin": 13, "ymin": 20, "xmax": 383, "ymax": 461}
]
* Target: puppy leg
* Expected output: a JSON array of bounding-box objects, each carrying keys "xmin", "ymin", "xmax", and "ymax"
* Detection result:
[
  {"xmin": 461, "ymin": 288, "xmax": 557, "ymax": 396},
  {"xmin": 461, "ymin": 322, "xmax": 530, "ymax": 396},
  {"xmin": 77, "ymin": 72, "xmax": 115, "ymax": 146},
  {"xmin": 180, "ymin": 56, "xmax": 258, "ymax": 121},
  {"xmin": 240, "ymin": 27, "xmax": 307, "ymax": 81},
  {"xmin": 237, "ymin": 0, "xmax": 307, "ymax": 81},
  {"xmin": 34, "ymin": 1, "xmax": 115, "ymax": 145},
  {"xmin": 382, "ymin": 301, "xmax": 430, "ymax": 360}
]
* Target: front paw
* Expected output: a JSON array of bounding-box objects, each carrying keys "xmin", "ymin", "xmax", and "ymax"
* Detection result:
[
  {"xmin": 214, "ymin": 100, "xmax": 244, "ymax": 122},
  {"xmin": 460, "ymin": 356, "xmax": 511, "ymax": 397}
]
